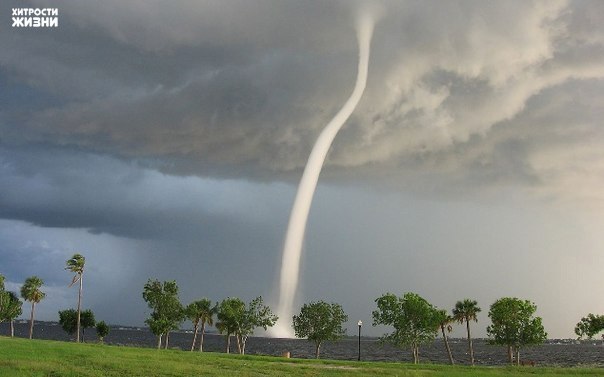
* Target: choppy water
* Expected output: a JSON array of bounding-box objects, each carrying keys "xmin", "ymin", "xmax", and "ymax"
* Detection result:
[{"xmin": 2, "ymin": 321, "xmax": 603, "ymax": 367}]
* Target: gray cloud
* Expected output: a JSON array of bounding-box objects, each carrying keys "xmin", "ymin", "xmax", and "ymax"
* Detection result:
[
  {"xmin": 0, "ymin": 146, "xmax": 293, "ymax": 240},
  {"xmin": 1, "ymin": 0, "xmax": 602, "ymax": 204},
  {"xmin": 1, "ymin": 0, "xmax": 604, "ymax": 339}
]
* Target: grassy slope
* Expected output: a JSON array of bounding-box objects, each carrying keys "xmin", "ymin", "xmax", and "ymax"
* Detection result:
[{"xmin": 1, "ymin": 337, "xmax": 603, "ymax": 377}]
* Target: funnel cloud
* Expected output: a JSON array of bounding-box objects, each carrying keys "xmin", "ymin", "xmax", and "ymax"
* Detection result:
[{"xmin": 271, "ymin": 12, "xmax": 375, "ymax": 338}]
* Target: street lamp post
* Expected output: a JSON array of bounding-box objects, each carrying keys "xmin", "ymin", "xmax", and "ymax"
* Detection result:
[{"xmin": 357, "ymin": 320, "xmax": 363, "ymax": 361}]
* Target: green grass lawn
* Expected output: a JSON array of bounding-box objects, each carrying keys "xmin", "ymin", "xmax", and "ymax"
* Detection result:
[{"xmin": 1, "ymin": 337, "xmax": 603, "ymax": 377}]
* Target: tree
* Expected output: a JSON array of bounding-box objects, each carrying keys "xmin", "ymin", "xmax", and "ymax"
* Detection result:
[
  {"xmin": 235, "ymin": 296, "xmax": 278, "ymax": 355},
  {"xmin": 65, "ymin": 253, "xmax": 86, "ymax": 343},
  {"xmin": 80, "ymin": 309, "xmax": 96, "ymax": 341},
  {"xmin": 142, "ymin": 279, "xmax": 184, "ymax": 349},
  {"xmin": 20, "ymin": 276, "xmax": 46, "ymax": 339},
  {"xmin": 59, "ymin": 308, "xmax": 78, "ymax": 335},
  {"xmin": 293, "ymin": 301, "xmax": 348, "ymax": 359},
  {"xmin": 216, "ymin": 297, "xmax": 245, "ymax": 354},
  {"xmin": 372, "ymin": 292, "xmax": 440, "ymax": 364},
  {"xmin": 487, "ymin": 297, "xmax": 547, "ymax": 365},
  {"xmin": 452, "ymin": 299, "xmax": 481, "ymax": 365},
  {"xmin": 96, "ymin": 321, "xmax": 110, "ymax": 343},
  {"xmin": 185, "ymin": 299, "xmax": 216, "ymax": 352},
  {"xmin": 59, "ymin": 308, "xmax": 95, "ymax": 341},
  {"xmin": 435, "ymin": 309, "xmax": 455, "ymax": 365},
  {"xmin": 575, "ymin": 314, "xmax": 604, "ymax": 341},
  {"xmin": 0, "ymin": 291, "xmax": 23, "ymax": 337},
  {"xmin": 215, "ymin": 296, "xmax": 277, "ymax": 355}
]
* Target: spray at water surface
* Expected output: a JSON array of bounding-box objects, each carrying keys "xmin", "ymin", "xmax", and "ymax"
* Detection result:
[{"xmin": 270, "ymin": 13, "xmax": 375, "ymax": 338}]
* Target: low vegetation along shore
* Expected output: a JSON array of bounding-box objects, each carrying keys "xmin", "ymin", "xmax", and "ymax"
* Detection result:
[{"xmin": 2, "ymin": 337, "xmax": 604, "ymax": 377}]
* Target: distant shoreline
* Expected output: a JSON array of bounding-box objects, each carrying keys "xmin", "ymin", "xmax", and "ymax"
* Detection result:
[
  {"xmin": 2, "ymin": 321, "xmax": 603, "ymax": 367},
  {"xmin": 6, "ymin": 320, "xmax": 594, "ymax": 344}
]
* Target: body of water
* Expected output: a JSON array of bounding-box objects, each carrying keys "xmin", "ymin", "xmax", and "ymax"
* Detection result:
[{"xmin": 2, "ymin": 321, "xmax": 603, "ymax": 367}]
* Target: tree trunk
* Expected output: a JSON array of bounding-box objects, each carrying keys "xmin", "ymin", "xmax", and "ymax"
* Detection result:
[
  {"xmin": 315, "ymin": 342, "xmax": 321, "ymax": 359},
  {"xmin": 241, "ymin": 336, "xmax": 247, "ymax": 355},
  {"xmin": 411, "ymin": 344, "xmax": 419, "ymax": 364},
  {"xmin": 516, "ymin": 348, "xmax": 520, "ymax": 366},
  {"xmin": 29, "ymin": 302, "xmax": 35, "ymax": 339},
  {"xmin": 466, "ymin": 320, "xmax": 474, "ymax": 365},
  {"xmin": 76, "ymin": 274, "xmax": 83, "ymax": 343},
  {"xmin": 199, "ymin": 323, "xmax": 205, "ymax": 352},
  {"xmin": 157, "ymin": 334, "xmax": 162, "ymax": 349},
  {"xmin": 10, "ymin": 319, "xmax": 14, "ymax": 337},
  {"xmin": 441, "ymin": 324, "xmax": 454, "ymax": 365},
  {"xmin": 226, "ymin": 333, "xmax": 231, "ymax": 354},
  {"xmin": 507, "ymin": 345, "xmax": 513, "ymax": 364},
  {"xmin": 165, "ymin": 331, "xmax": 170, "ymax": 349},
  {"xmin": 190, "ymin": 321, "xmax": 199, "ymax": 351},
  {"xmin": 236, "ymin": 333, "xmax": 242, "ymax": 354}
]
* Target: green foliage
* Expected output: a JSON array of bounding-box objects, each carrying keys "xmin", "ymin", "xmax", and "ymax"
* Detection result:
[
  {"xmin": 65, "ymin": 253, "xmax": 86, "ymax": 342},
  {"xmin": 59, "ymin": 308, "xmax": 78, "ymax": 334},
  {"xmin": 186, "ymin": 299, "xmax": 216, "ymax": 328},
  {"xmin": 216, "ymin": 297, "xmax": 246, "ymax": 353},
  {"xmin": 487, "ymin": 297, "xmax": 547, "ymax": 364},
  {"xmin": 59, "ymin": 309, "xmax": 95, "ymax": 336},
  {"xmin": 452, "ymin": 299, "xmax": 481, "ymax": 324},
  {"xmin": 215, "ymin": 296, "xmax": 277, "ymax": 354},
  {"xmin": 236, "ymin": 296, "xmax": 278, "ymax": 354},
  {"xmin": 95, "ymin": 321, "xmax": 110, "ymax": 342},
  {"xmin": 81, "ymin": 309, "xmax": 96, "ymax": 332},
  {"xmin": 20, "ymin": 276, "xmax": 46, "ymax": 339},
  {"xmin": 216, "ymin": 297, "xmax": 245, "ymax": 333},
  {"xmin": 293, "ymin": 301, "xmax": 348, "ymax": 358},
  {"xmin": 142, "ymin": 279, "xmax": 184, "ymax": 348},
  {"xmin": 575, "ymin": 313, "xmax": 604, "ymax": 339},
  {"xmin": 239, "ymin": 297, "xmax": 278, "ymax": 335},
  {"xmin": 372, "ymin": 292, "xmax": 440, "ymax": 364},
  {"xmin": 81, "ymin": 310, "xmax": 96, "ymax": 331},
  {"xmin": 452, "ymin": 298, "xmax": 481, "ymax": 365},
  {"xmin": 434, "ymin": 309, "xmax": 455, "ymax": 364},
  {"xmin": 0, "ymin": 275, "xmax": 22, "ymax": 325},
  {"xmin": 0, "ymin": 291, "xmax": 22, "ymax": 322},
  {"xmin": 185, "ymin": 298, "xmax": 216, "ymax": 351},
  {"xmin": 65, "ymin": 253, "xmax": 86, "ymax": 284},
  {"xmin": 20, "ymin": 276, "xmax": 46, "ymax": 304},
  {"xmin": 0, "ymin": 275, "xmax": 20, "ymax": 336}
]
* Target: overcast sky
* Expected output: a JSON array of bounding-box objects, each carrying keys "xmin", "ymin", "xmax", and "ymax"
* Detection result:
[{"xmin": 1, "ymin": 0, "xmax": 603, "ymax": 339}]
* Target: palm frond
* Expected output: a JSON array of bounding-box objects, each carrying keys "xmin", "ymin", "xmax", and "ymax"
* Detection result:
[{"xmin": 68, "ymin": 274, "xmax": 80, "ymax": 288}]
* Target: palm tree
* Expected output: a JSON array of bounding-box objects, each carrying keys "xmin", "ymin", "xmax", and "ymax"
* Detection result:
[
  {"xmin": 436, "ymin": 309, "xmax": 455, "ymax": 365},
  {"xmin": 453, "ymin": 299, "xmax": 481, "ymax": 365},
  {"xmin": 200, "ymin": 301, "xmax": 218, "ymax": 352},
  {"xmin": 20, "ymin": 276, "xmax": 46, "ymax": 339},
  {"xmin": 65, "ymin": 253, "xmax": 86, "ymax": 343},
  {"xmin": 185, "ymin": 298, "xmax": 216, "ymax": 352}
]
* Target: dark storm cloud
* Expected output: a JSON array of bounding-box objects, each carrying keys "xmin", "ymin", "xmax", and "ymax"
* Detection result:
[
  {"xmin": 0, "ymin": 0, "xmax": 599, "ymax": 220},
  {"xmin": 1, "ymin": 0, "xmax": 604, "ymax": 338},
  {"xmin": 0, "ymin": 145, "xmax": 293, "ymax": 241},
  {"xmin": 2, "ymin": 1, "xmax": 603, "ymax": 203},
  {"xmin": 0, "ymin": 144, "xmax": 293, "ymax": 324}
]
